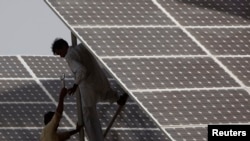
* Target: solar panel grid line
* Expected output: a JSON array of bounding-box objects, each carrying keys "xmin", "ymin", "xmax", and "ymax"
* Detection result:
[
  {"xmin": 0, "ymin": 78, "xmax": 34, "ymax": 80},
  {"xmin": 38, "ymin": 77, "xmax": 74, "ymax": 80},
  {"xmin": 72, "ymin": 25, "xmax": 250, "ymax": 29},
  {"xmin": 124, "ymin": 94, "xmax": 175, "ymax": 141},
  {"xmin": 71, "ymin": 25, "xmax": 179, "ymax": 28},
  {"xmin": 0, "ymin": 101, "xmax": 54, "ymax": 104},
  {"xmin": 16, "ymin": 56, "xmax": 76, "ymax": 127},
  {"xmin": 106, "ymin": 127, "xmax": 162, "ymax": 131},
  {"xmin": 218, "ymin": 54, "xmax": 250, "ymax": 57},
  {"xmin": 151, "ymin": 0, "xmax": 248, "ymax": 89},
  {"xmin": 163, "ymin": 124, "xmax": 207, "ymax": 129},
  {"xmin": 0, "ymin": 126, "xmax": 83, "ymax": 131},
  {"xmin": 0, "ymin": 127, "xmax": 43, "ymax": 130},
  {"xmin": 97, "ymin": 102, "xmax": 136, "ymax": 105},
  {"xmin": 162, "ymin": 122, "xmax": 250, "ymax": 129},
  {"xmin": 185, "ymin": 26, "xmax": 250, "ymax": 29},
  {"xmin": 164, "ymin": 122, "xmax": 250, "ymax": 129},
  {"xmin": 0, "ymin": 77, "xmax": 69, "ymax": 81},
  {"xmin": 130, "ymin": 87, "xmax": 244, "ymax": 92},
  {"xmin": 0, "ymin": 127, "xmax": 162, "ymax": 131},
  {"xmin": 17, "ymin": 56, "xmax": 57, "ymax": 103},
  {"xmin": 100, "ymin": 55, "xmax": 210, "ymax": 59}
]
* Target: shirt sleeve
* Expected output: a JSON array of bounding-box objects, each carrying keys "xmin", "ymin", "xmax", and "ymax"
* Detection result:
[
  {"xmin": 68, "ymin": 60, "xmax": 87, "ymax": 85},
  {"xmin": 65, "ymin": 46, "xmax": 87, "ymax": 85}
]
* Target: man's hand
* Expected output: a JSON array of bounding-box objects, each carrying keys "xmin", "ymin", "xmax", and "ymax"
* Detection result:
[
  {"xmin": 68, "ymin": 84, "xmax": 78, "ymax": 95},
  {"xmin": 69, "ymin": 122, "xmax": 84, "ymax": 136}
]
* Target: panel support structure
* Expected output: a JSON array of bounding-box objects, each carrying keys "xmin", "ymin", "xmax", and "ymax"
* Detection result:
[
  {"xmin": 71, "ymin": 32, "xmax": 77, "ymax": 47},
  {"xmin": 71, "ymin": 32, "xmax": 84, "ymax": 141}
]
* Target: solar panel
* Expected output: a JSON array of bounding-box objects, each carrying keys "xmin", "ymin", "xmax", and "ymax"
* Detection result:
[
  {"xmin": 0, "ymin": 56, "xmax": 168, "ymax": 141},
  {"xmin": 1, "ymin": 0, "xmax": 250, "ymax": 140},
  {"xmin": 76, "ymin": 27, "xmax": 206, "ymax": 56},
  {"xmin": 157, "ymin": 0, "xmax": 250, "ymax": 26},
  {"xmin": 219, "ymin": 57, "xmax": 250, "ymax": 86},
  {"xmin": 0, "ymin": 56, "xmax": 31, "ymax": 78},
  {"xmin": 188, "ymin": 28, "xmax": 250, "ymax": 55},
  {"xmin": 134, "ymin": 90, "xmax": 250, "ymax": 125},
  {"xmin": 45, "ymin": 0, "xmax": 174, "ymax": 26},
  {"xmin": 44, "ymin": 0, "xmax": 250, "ymax": 140}
]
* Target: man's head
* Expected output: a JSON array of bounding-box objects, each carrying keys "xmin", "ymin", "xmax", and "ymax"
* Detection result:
[
  {"xmin": 52, "ymin": 38, "xmax": 69, "ymax": 58},
  {"xmin": 44, "ymin": 111, "xmax": 55, "ymax": 125}
]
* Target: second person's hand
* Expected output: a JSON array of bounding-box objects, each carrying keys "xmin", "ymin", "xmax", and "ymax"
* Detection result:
[{"xmin": 68, "ymin": 84, "xmax": 78, "ymax": 95}]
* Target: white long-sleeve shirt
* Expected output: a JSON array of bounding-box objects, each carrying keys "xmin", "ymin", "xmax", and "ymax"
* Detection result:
[{"xmin": 65, "ymin": 44, "xmax": 116, "ymax": 106}]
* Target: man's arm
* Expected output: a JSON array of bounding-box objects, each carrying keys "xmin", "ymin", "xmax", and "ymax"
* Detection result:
[
  {"xmin": 67, "ymin": 60, "xmax": 87, "ymax": 95},
  {"xmin": 44, "ymin": 87, "xmax": 68, "ymax": 132},
  {"xmin": 68, "ymin": 124, "xmax": 82, "ymax": 136},
  {"xmin": 58, "ymin": 122, "xmax": 83, "ymax": 140},
  {"xmin": 56, "ymin": 87, "xmax": 67, "ymax": 115}
]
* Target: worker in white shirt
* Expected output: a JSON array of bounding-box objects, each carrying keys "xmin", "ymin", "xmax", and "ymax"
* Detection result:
[
  {"xmin": 40, "ymin": 87, "xmax": 82, "ymax": 141},
  {"xmin": 51, "ymin": 38, "xmax": 128, "ymax": 141}
]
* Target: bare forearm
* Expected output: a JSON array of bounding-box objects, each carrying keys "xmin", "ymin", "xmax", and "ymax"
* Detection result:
[
  {"xmin": 56, "ymin": 96, "xmax": 64, "ymax": 114},
  {"xmin": 56, "ymin": 88, "xmax": 67, "ymax": 114}
]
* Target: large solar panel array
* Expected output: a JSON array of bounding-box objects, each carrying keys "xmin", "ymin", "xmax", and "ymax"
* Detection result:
[
  {"xmin": 0, "ymin": 56, "xmax": 168, "ymax": 141},
  {"xmin": 43, "ymin": 0, "xmax": 250, "ymax": 140},
  {"xmin": 1, "ymin": 0, "xmax": 250, "ymax": 140}
]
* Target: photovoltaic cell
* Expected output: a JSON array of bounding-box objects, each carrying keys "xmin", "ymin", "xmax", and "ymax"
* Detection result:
[
  {"xmin": 47, "ymin": 0, "xmax": 174, "ymax": 26},
  {"xmin": 166, "ymin": 127, "xmax": 207, "ymax": 141},
  {"xmin": 64, "ymin": 104, "xmax": 158, "ymax": 128},
  {"xmin": 40, "ymin": 79, "xmax": 76, "ymax": 102},
  {"xmin": 102, "ymin": 57, "xmax": 239, "ymax": 89},
  {"xmin": 0, "ymin": 129, "xmax": 41, "ymax": 141},
  {"xmin": 133, "ymin": 90, "xmax": 250, "ymax": 126},
  {"xmin": 219, "ymin": 57, "xmax": 250, "ymax": 86},
  {"xmin": 41, "ymin": 79, "xmax": 131, "ymax": 102},
  {"xmin": 158, "ymin": 0, "xmax": 250, "ymax": 26},
  {"xmin": 188, "ymin": 28, "xmax": 250, "ymax": 55},
  {"xmin": 0, "ymin": 103, "xmax": 71, "ymax": 127},
  {"xmin": 75, "ymin": 27, "xmax": 206, "ymax": 56},
  {"xmin": 0, "ymin": 80, "xmax": 50, "ymax": 102},
  {"xmin": 0, "ymin": 56, "xmax": 30, "ymax": 78},
  {"xmin": 22, "ymin": 56, "xmax": 72, "ymax": 78},
  {"xmin": 105, "ymin": 130, "xmax": 169, "ymax": 141}
]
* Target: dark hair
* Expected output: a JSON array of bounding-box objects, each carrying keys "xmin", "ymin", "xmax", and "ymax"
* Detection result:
[
  {"xmin": 51, "ymin": 38, "xmax": 69, "ymax": 54},
  {"xmin": 44, "ymin": 111, "xmax": 55, "ymax": 125}
]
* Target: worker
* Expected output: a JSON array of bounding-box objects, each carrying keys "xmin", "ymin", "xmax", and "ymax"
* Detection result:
[
  {"xmin": 51, "ymin": 38, "xmax": 128, "ymax": 141},
  {"xmin": 40, "ymin": 87, "xmax": 82, "ymax": 141}
]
